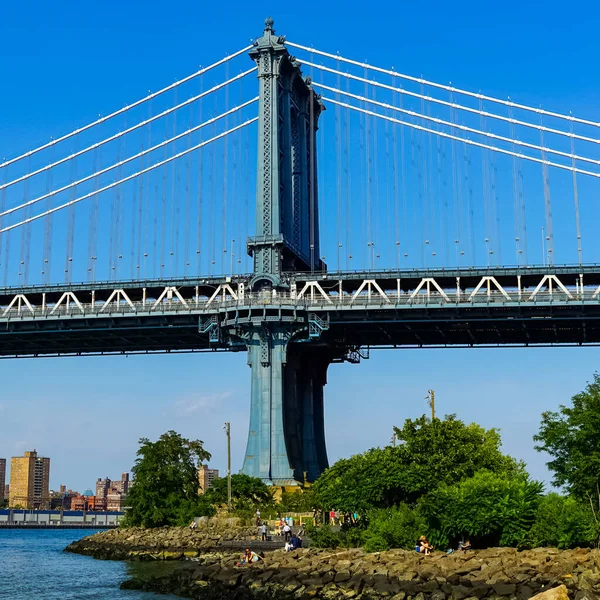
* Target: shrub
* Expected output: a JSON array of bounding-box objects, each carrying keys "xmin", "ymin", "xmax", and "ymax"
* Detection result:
[
  {"xmin": 527, "ymin": 493, "xmax": 595, "ymax": 549},
  {"xmin": 362, "ymin": 504, "xmax": 427, "ymax": 552},
  {"xmin": 419, "ymin": 470, "xmax": 543, "ymax": 549},
  {"xmin": 305, "ymin": 525, "xmax": 342, "ymax": 549}
]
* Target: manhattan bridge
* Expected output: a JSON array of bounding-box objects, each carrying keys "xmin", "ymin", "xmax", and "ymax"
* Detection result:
[{"xmin": 1, "ymin": 19, "xmax": 600, "ymax": 485}]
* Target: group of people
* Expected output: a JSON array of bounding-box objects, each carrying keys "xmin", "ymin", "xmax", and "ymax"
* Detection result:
[{"xmin": 416, "ymin": 535, "xmax": 472, "ymax": 556}]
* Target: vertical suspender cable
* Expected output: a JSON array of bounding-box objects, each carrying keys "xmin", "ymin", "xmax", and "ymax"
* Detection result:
[
  {"xmin": 66, "ymin": 135, "xmax": 78, "ymax": 283},
  {"xmin": 540, "ymin": 115, "xmax": 554, "ymax": 266},
  {"xmin": 570, "ymin": 119, "xmax": 582, "ymax": 266},
  {"xmin": 391, "ymin": 74, "xmax": 400, "ymax": 268},
  {"xmin": 170, "ymin": 89, "xmax": 178, "ymax": 276},
  {"xmin": 372, "ymin": 85, "xmax": 379, "ymax": 267},
  {"xmin": 319, "ymin": 67, "xmax": 326, "ymax": 269},
  {"xmin": 160, "ymin": 111, "xmax": 169, "ymax": 277},
  {"xmin": 223, "ymin": 64, "xmax": 229, "ymax": 274},
  {"xmin": 399, "ymin": 82, "xmax": 407, "ymax": 265},
  {"xmin": 0, "ymin": 167, "xmax": 5, "ymax": 285},
  {"xmin": 142, "ymin": 101, "xmax": 152, "ymax": 279},
  {"xmin": 510, "ymin": 107, "xmax": 521, "ymax": 265},
  {"xmin": 344, "ymin": 74, "xmax": 352, "ymax": 270},
  {"xmin": 43, "ymin": 146, "xmax": 54, "ymax": 283},
  {"xmin": 335, "ymin": 60, "xmax": 343, "ymax": 270},
  {"xmin": 309, "ymin": 83, "xmax": 316, "ymax": 272},
  {"xmin": 450, "ymin": 90, "xmax": 459, "ymax": 266},
  {"xmin": 197, "ymin": 75, "xmax": 204, "ymax": 275}
]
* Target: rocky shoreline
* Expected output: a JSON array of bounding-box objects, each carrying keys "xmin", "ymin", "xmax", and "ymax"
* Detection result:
[{"xmin": 66, "ymin": 528, "xmax": 600, "ymax": 599}]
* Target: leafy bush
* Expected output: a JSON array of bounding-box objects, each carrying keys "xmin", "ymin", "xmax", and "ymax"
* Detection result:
[
  {"xmin": 419, "ymin": 470, "xmax": 543, "ymax": 549},
  {"xmin": 313, "ymin": 415, "xmax": 522, "ymax": 516},
  {"xmin": 527, "ymin": 493, "xmax": 595, "ymax": 549},
  {"xmin": 362, "ymin": 505, "xmax": 427, "ymax": 552},
  {"xmin": 305, "ymin": 524, "xmax": 342, "ymax": 549}
]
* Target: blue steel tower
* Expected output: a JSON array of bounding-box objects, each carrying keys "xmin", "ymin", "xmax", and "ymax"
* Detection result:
[{"xmin": 238, "ymin": 18, "xmax": 332, "ymax": 485}]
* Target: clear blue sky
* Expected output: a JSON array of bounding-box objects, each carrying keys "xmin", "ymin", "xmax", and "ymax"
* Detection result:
[{"xmin": 1, "ymin": 1, "xmax": 600, "ymax": 491}]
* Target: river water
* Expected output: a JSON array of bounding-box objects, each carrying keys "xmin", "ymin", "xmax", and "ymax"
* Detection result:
[{"xmin": 0, "ymin": 529, "xmax": 180, "ymax": 600}]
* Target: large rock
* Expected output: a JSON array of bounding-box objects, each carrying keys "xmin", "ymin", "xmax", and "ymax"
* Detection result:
[{"xmin": 531, "ymin": 585, "xmax": 570, "ymax": 600}]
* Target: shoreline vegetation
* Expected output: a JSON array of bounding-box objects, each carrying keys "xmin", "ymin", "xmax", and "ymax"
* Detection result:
[{"xmin": 64, "ymin": 374, "xmax": 600, "ymax": 598}]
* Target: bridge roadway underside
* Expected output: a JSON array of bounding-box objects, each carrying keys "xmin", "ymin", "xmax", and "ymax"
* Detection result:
[{"xmin": 1, "ymin": 303, "xmax": 600, "ymax": 357}]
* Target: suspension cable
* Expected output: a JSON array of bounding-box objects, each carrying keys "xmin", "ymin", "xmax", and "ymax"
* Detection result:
[
  {"xmin": 322, "ymin": 97, "xmax": 600, "ymax": 178},
  {"xmin": 287, "ymin": 42, "xmax": 600, "ymax": 128},
  {"xmin": 0, "ymin": 46, "xmax": 253, "ymax": 169},
  {"xmin": 0, "ymin": 69, "xmax": 256, "ymax": 191},
  {"xmin": 0, "ymin": 118, "xmax": 258, "ymax": 234},
  {"xmin": 1, "ymin": 98, "xmax": 258, "ymax": 219},
  {"xmin": 301, "ymin": 61, "xmax": 600, "ymax": 145},
  {"xmin": 314, "ymin": 82, "xmax": 600, "ymax": 167}
]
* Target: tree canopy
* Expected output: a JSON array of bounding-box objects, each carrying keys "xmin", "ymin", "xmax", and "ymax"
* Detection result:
[
  {"xmin": 534, "ymin": 373, "xmax": 600, "ymax": 505},
  {"xmin": 124, "ymin": 430, "xmax": 214, "ymax": 528},
  {"xmin": 313, "ymin": 415, "xmax": 521, "ymax": 514},
  {"xmin": 206, "ymin": 473, "xmax": 273, "ymax": 511}
]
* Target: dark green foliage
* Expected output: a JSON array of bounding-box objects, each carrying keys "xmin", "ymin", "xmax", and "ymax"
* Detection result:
[
  {"xmin": 124, "ymin": 431, "xmax": 215, "ymax": 528},
  {"xmin": 527, "ymin": 493, "xmax": 595, "ymax": 549},
  {"xmin": 535, "ymin": 374, "xmax": 600, "ymax": 508},
  {"xmin": 305, "ymin": 524, "xmax": 342, "ymax": 549},
  {"xmin": 362, "ymin": 505, "xmax": 427, "ymax": 553},
  {"xmin": 419, "ymin": 470, "xmax": 543, "ymax": 549},
  {"xmin": 313, "ymin": 415, "xmax": 521, "ymax": 515},
  {"xmin": 279, "ymin": 489, "xmax": 316, "ymax": 514},
  {"xmin": 206, "ymin": 474, "xmax": 273, "ymax": 511}
]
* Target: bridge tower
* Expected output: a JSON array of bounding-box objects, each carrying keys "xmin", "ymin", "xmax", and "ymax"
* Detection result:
[{"xmin": 237, "ymin": 18, "xmax": 333, "ymax": 485}]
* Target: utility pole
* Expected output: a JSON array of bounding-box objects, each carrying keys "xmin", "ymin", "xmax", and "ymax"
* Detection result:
[
  {"xmin": 426, "ymin": 390, "xmax": 435, "ymax": 421},
  {"xmin": 391, "ymin": 432, "xmax": 397, "ymax": 447},
  {"xmin": 224, "ymin": 422, "xmax": 232, "ymax": 511}
]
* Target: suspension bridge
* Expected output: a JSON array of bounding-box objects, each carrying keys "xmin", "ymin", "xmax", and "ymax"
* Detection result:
[{"xmin": 2, "ymin": 18, "xmax": 600, "ymax": 485}]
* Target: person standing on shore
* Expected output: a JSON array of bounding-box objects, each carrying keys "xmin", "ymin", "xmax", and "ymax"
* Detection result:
[{"xmin": 259, "ymin": 522, "xmax": 267, "ymax": 541}]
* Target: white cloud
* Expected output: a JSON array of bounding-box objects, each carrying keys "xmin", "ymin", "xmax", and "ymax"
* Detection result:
[{"xmin": 173, "ymin": 392, "xmax": 232, "ymax": 417}]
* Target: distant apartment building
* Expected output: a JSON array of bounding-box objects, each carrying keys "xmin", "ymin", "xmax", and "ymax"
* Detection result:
[
  {"xmin": 70, "ymin": 494, "xmax": 102, "ymax": 511},
  {"xmin": 198, "ymin": 465, "xmax": 219, "ymax": 494},
  {"xmin": 4, "ymin": 484, "xmax": 9, "ymax": 500},
  {"xmin": 9, "ymin": 450, "xmax": 50, "ymax": 509},
  {"xmin": 94, "ymin": 473, "xmax": 129, "ymax": 511},
  {"xmin": 0, "ymin": 458, "xmax": 6, "ymax": 503}
]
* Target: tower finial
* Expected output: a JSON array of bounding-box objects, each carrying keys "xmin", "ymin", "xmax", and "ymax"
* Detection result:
[{"xmin": 264, "ymin": 16, "xmax": 275, "ymax": 32}]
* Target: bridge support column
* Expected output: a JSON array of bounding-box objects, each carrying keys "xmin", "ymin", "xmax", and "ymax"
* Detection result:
[{"xmin": 242, "ymin": 326, "xmax": 331, "ymax": 485}]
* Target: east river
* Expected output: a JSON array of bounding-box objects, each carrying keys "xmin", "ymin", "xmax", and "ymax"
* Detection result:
[{"xmin": 0, "ymin": 529, "xmax": 180, "ymax": 599}]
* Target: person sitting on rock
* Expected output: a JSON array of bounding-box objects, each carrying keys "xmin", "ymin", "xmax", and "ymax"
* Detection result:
[
  {"xmin": 189, "ymin": 520, "xmax": 197, "ymax": 531},
  {"xmin": 237, "ymin": 548, "xmax": 262, "ymax": 566},
  {"xmin": 458, "ymin": 539, "xmax": 472, "ymax": 552},
  {"xmin": 416, "ymin": 535, "xmax": 433, "ymax": 555}
]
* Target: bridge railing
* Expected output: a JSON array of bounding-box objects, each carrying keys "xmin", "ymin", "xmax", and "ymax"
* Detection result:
[{"xmin": 1, "ymin": 288, "xmax": 599, "ymax": 320}]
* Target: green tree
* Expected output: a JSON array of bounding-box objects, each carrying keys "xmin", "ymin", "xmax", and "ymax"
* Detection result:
[
  {"xmin": 206, "ymin": 473, "xmax": 273, "ymax": 511},
  {"xmin": 124, "ymin": 431, "xmax": 214, "ymax": 528},
  {"xmin": 313, "ymin": 415, "xmax": 521, "ymax": 515},
  {"xmin": 527, "ymin": 493, "xmax": 595, "ymax": 549},
  {"xmin": 419, "ymin": 470, "xmax": 543, "ymax": 549},
  {"xmin": 534, "ymin": 374, "xmax": 600, "ymax": 513}
]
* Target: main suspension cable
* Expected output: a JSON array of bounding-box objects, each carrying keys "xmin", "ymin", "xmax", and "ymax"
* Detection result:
[
  {"xmin": 0, "ymin": 45, "xmax": 253, "ymax": 169},
  {"xmin": 0, "ymin": 118, "xmax": 258, "ymax": 234},
  {"xmin": 323, "ymin": 97, "xmax": 600, "ymax": 178},
  {"xmin": 1, "ymin": 98, "xmax": 258, "ymax": 219},
  {"xmin": 301, "ymin": 61, "xmax": 600, "ymax": 145},
  {"xmin": 287, "ymin": 42, "xmax": 600, "ymax": 128},
  {"xmin": 314, "ymin": 82, "xmax": 600, "ymax": 167},
  {"xmin": 0, "ymin": 69, "xmax": 257, "ymax": 192}
]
